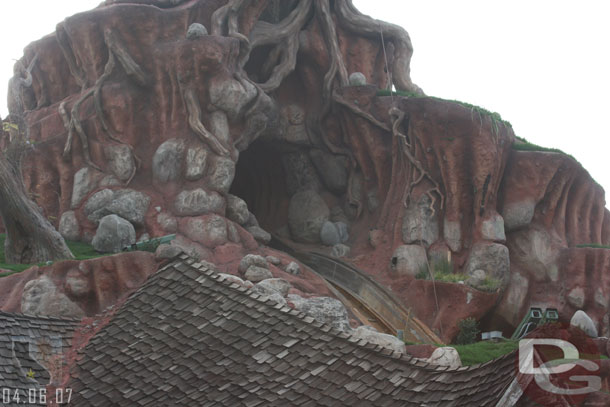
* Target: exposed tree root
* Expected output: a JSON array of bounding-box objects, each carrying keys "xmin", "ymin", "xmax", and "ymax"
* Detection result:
[
  {"xmin": 389, "ymin": 107, "xmax": 444, "ymax": 215},
  {"xmin": 178, "ymin": 78, "xmax": 230, "ymax": 157},
  {"xmin": 56, "ymin": 24, "xmax": 87, "ymax": 89},
  {"xmin": 334, "ymin": 0, "xmax": 421, "ymax": 94},
  {"xmin": 61, "ymin": 29, "xmax": 147, "ymax": 181}
]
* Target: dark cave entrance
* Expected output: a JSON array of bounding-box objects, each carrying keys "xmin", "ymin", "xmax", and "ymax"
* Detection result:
[{"xmin": 230, "ymin": 140, "xmax": 292, "ymax": 235}]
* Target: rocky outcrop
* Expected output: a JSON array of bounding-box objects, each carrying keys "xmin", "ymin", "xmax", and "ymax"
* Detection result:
[
  {"xmin": 287, "ymin": 190, "xmax": 330, "ymax": 244},
  {"xmin": 92, "ymin": 214, "xmax": 136, "ymax": 253},
  {"xmin": 21, "ymin": 275, "xmax": 85, "ymax": 319}
]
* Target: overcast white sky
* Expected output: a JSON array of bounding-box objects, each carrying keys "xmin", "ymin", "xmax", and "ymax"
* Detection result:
[{"xmin": 1, "ymin": 0, "xmax": 609, "ymax": 202}]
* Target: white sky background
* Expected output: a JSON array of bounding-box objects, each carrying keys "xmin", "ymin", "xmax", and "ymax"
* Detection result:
[{"xmin": 0, "ymin": 0, "xmax": 609, "ymax": 204}]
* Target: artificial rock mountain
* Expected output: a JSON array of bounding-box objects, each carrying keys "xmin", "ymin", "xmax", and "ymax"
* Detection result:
[{"xmin": 1, "ymin": 0, "xmax": 609, "ymax": 344}]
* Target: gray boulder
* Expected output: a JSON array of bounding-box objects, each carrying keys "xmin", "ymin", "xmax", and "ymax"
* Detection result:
[
  {"xmin": 464, "ymin": 243, "xmax": 510, "ymax": 289},
  {"xmin": 570, "ymin": 310, "xmax": 598, "ymax": 338},
  {"xmin": 288, "ymin": 190, "xmax": 330, "ymax": 243},
  {"xmin": 320, "ymin": 221, "xmax": 341, "ymax": 246},
  {"xmin": 253, "ymin": 278, "xmax": 291, "ymax": 297},
  {"xmin": 502, "ymin": 199, "xmax": 536, "ymax": 232},
  {"xmin": 239, "ymin": 254, "xmax": 268, "ymax": 274},
  {"xmin": 206, "ymin": 156, "xmax": 235, "ymax": 193},
  {"xmin": 402, "ymin": 194, "xmax": 439, "ymax": 247},
  {"xmin": 85, "ymin": 189, "xmax": 150, "ymax": 226},
  {"xmin": 567, "ymin": 287, "xmax": 586, "ymax": 309},
  {"xmin": 152, "ymin": 138, "xmax": 185, "ymax": 183},
  {"xmin": 185, "ymin": 146, "xmax": 208, "ymax": 181},
  {"xmin": 71, "ymin": 167, "xmax": 103, "ymax": 208},
  {"xmin": 226, "ymin": 195, "xmax": 249, "ymax": 225},
  {"xmin": 425, "ymin": 347, "xmax": 462, "ymax": 368},
  {"xmin": 290, "ymin": 295, "xmax": 351, "ymax": 332},
  {"xmin": 465, "ymin": 269, "xmax": 487, "ymax": 290},
  {"xmin": 21, "ymin": 276, "xmax": 84, "ymax": 319},
  {"xmin": 218, "ymin": 273, "xmax": 253, "ymax": 289},
  {"xmin": 247, "ymin": 226, "xmax": 271, "ymax": 244},
  {"xmin": 174, "ymin": 188, "xmax": 224, "ymax": 216},
  {"xmin": 348, "ymin": 72, "xmax": 367, "ymax": 86},
  {"xmin": 335, "ymin": 222, "xmax": 349, "ymax": 243},
  {"xmin": 58, "ymin": 211, "xmax": 80, "ymax": 241},
  {"xmin": 391, "ymin": 245, "xmax": 427, "ymax": 277},
  {"xmin": 266, "ymin": 256, "xmax": 281, "ymax": 266},
  {"xmin": 208, "ymin": 77, "xmax": 256, "ymax": 120},
  {"xmin": 183, "ymin": 215, "xmax": 227, "ymax": 248},
  {"xmin": 285, "ymin": 261, "xmax": 300, "ymax": 275},
  {"xmin": 104, "ymin": 144, "xmax": 135, "ymax": 182},
  {"xmin": 186, "ymin": 22, "xmax": 208, "ymax": 39},
  {"xmin": 331, "ymin": 244, "xmax": 350, "ymax": 258},
  {"xmin": 309, "ymin": 150, "xmax": 348, "ymax": 194},
  {"xmin": 481, "ymin": 213, "xmax": 506, "ymax": 242},
  {"xmin": 92, "ymin": 214, "xmax": 136, "ymax": 253},
  {"xmin": 351, "ymin": 326, "xmax": 405, "ymax": 353},
  {"xmin": 244, "ymin": 266, "xmax": 273, "ymax": 283},
  {"xmin": 157, "ymin": 212, "xmax": 178, "ymax": 233},
  {"xmin": 154, "ymin": 243, "xmax": 184, "ymax": 260}
]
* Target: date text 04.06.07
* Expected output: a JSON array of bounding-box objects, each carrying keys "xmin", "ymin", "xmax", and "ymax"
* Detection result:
[{"xmin": 1, "ymin": 388, "xmax": 73, "ymax": 404}]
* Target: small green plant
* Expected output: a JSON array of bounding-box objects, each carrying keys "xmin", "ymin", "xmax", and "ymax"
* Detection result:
[
  {"xmin": 415, "ymin": 259, "xmax": 467, "ymax": 283},
  {"xmin": 455, "ymin": 317, "xmax": 480, "ymax": 345},
  {"xmin": 576, "ymin": 243, "xmax": 610, "ymax": 249},
  {"xmin": 478, "ymin": 276, "xmax": 502, "ymax": 292}
]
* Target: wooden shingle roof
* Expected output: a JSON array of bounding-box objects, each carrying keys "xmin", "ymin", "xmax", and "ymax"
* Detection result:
[
  {"xmin": 0, "ymin": 311, "xmax": 77, "ymax": 406},
  {"xmin": 69, "ymin": 254, "xmax": 516, "ymax": 406}
]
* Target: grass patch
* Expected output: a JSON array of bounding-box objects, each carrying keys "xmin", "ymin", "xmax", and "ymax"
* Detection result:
[
  {"xmin": 0, "ymin": 234, "xmax": 108, "ymax": 277},
  {"xmin": 576, "ymin": 243, "xmax": 610, "ymax": 249},
  {"xmin": 512, "ymin": 136, "xmax": 568, "ymax": 154},
  {"xmin": 415, "ymin": 259, "xmax": 467, "ymax": 284},
  {"xmin": 452, "ymin": 339, "xmax": 519, "ymax": 366}
]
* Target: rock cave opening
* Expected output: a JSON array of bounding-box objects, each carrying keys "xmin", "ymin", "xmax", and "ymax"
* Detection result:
[{"xmin": 230, "ymin": 139, "xmax": 292, "ymax": 236}]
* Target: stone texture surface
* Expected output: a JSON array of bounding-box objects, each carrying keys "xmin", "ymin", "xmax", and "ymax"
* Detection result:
[
  {"xmin": 71, "ymin": 167, "xmax": 103, "ymax": 209},
  {"xmin": 351, "ymin": 326, "xmax": 405, "ymax": 353},
  {"xmin": 391, "ymin": 245, "xmax": 427, "ymax": 277},
  {"xmin": 182, "ymin": 215, "xmax": 227, "ymax": 248},
  {"xmin": 481, "ymin": 213, "xmax": 506, "ymax": 242},
  {"xmin": 348, "ymin": 72, "xmax": 367, "ymax": 86},
  {"xmin": 244, "ymin": 266, "xmax": 273, "ymax": 282},
  {"xmin": 185, "ymin": 146, "xmax": 208, "ymax": 181},
  {"xmin": 502, "ymin": 199, "xmax": 536, "ymax": 232},
  {"xmin": 92, "ymin": 214, "xmax": 136, "ymax": 253},
  {"xmin": 464, "ymin": 242, "xmax": 510, "ymax": 288},
  {"xmin": 238, "ymin": 254, "xmax": 268, "ymax": 274},
  {"xmin": 59, "ymin": 210, "xmax": 80, "ymax": 241},
  {"xmin": 253, "ymin": 278, "xmax": 291, "ymax": 297},
  {"xmin": 186, "ymin": 22, "xmax": 208, "ymax": 39},
  {"xmin": 402, "ymin": 194, "xmax": 439, "ymax": 247},
  {"xmin": 154, "ymin": 243, "xmax": 184, "ymax": 260},
  {"xmin": 320, "ymin": 221, "xmax": 341, "ymax": 246},
  {"xmin": 331, "ymin": 244, "xmax": 350, "ymax": 258},
  {"xmin": 570, "ymin": 310, "xmax": 598, "ymax": 338},
  {"xmin": 152, "ymin": 138, "xmax": 185, "ymax": 183},
  {"xmin": 309, "ymin": 150, "xmax": 348, "ymax": 194},
  {"xmin": 226, "ymin": 195, "xmax": 249, "ymax": 225},
  {"xmin": 425, "ymin": 347, "xmax": 462, "ymax": 368},
  {"xmin": 21, "ymin": 276, "xmax": 85, "ymax": 319},
  {"xmin": 104, "ymin": 144, "xmax": 135, "ymax": 182},
  {"xmin": 288, "ymin": 190, "xmax": 330, "ymax": 243},
  {"xmin": 285, "ymin": 262, "xmax": 300, "ymax": 275},
  {"xmin": 288, "ymin": 295, "xmax": 351, "ymax": 332},
  {"xmin": 206, "ymin": 156, "xmax": 235, "ymax": 193},
  {"xmin": 85, "ymin": 189, "xmax": 150, "ymax": 226},
  {"xmin": 246, "ymin": 226, "xmax": 271, "ymax": 244},
  {"xmin": 174, "ymin": 189, "xmax": 224, "ymax": 216}
]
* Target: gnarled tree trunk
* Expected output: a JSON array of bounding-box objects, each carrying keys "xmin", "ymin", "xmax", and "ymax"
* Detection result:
[{"xmin": 0, "ymin": 151, "xmax": 73, "ymax": 264}]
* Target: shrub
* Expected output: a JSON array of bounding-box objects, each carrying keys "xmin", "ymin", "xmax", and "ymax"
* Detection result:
[{"xmin": 455, "ymin": 317, "xmax": 480, "ymax": 345}]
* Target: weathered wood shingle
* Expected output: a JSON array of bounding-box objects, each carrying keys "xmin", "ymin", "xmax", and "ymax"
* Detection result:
[
  {"xmin": 69, "ymin": 255, "xmax": 516, "ymax": 406},
  {"xmin": 0, "ymin": 311, "xmax": 77, "ymax": 406}
]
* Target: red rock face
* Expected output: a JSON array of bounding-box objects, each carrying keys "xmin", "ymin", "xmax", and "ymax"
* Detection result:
[
  {"xmin": 2, "ymin": 0, "xmax": 609, "ymax": 341},
  {"xmin": 0, "ymin": 252, "xmax": 157, "ymax": 315}
]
